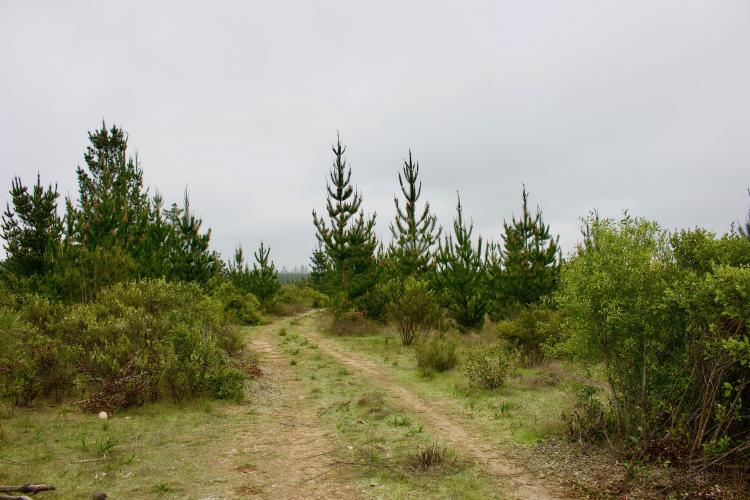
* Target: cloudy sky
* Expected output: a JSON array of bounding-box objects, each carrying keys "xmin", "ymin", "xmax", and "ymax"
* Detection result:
[{"xmin": 1, "ymin": 1, "xmax": 749, "ymax": 268}]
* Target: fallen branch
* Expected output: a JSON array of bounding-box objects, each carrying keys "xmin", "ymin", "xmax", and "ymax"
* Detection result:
[{"xmin": 0, "ymin": 485, "xmax": 55, "ymax": 494}]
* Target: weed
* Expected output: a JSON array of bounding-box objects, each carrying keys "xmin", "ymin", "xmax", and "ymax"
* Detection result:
[
  {"xmin": 389, "ymin": 414, "xmax": 411, "ymax": 427},
  {"xmin": 405, "ymin": 443, "xmax": 456, "ymax": 473},
  {"xmin": 290, "ymin": 359, "xmax": 297, "ymax": 366},
  {"xmin": 278, "ymin": 328, "xmax": 287, "ymax": 337}
]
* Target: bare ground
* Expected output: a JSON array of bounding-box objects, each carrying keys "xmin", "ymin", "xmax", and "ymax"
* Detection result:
[{"xmin": 235, "ymin": 322, "xmax": 362, "ymax": 499}]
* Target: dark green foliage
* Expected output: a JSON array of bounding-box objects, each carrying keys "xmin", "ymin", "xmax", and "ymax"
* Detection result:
[
  {"xmin": 415, "ymin": 334, "xmax": 458, "ymax": 373},
  {"xmin": 308, "ymin": 243, "xmax": 330, "ymax": 291},
  {"xmin": 388, "ymin": 151, "xmax": 441, "ymax": 278},
  {"xmin": 1, "ymin": 175, "xmax": 62, "ymax": 289},
  {"xmin": 489, "ymin": 186, "xmax": 559, "ymax": 318},
  {"xmin": 70, "ymin": 123, "xmax": 149, "ymax": 253},
  {"xmin": 436, "ymin": 194, "xmax": 487, "ymax": 332},
  {"xmin": 385, "ymin": 277, "xmax": 439, "ymax": 345},
  {"xmin": 248, "ymin": 241, "xmax": 280, "ymax": 305},
  {"xmin": 312, "ymin": 135, "xmax": 379, "ymax": 306},
  {"xmin": 164, "ymin": 190, "xmax": 221, "ymax": 284}
]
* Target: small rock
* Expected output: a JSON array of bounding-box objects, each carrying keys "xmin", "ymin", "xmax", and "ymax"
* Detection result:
[{"xmin": 98, "ymin": 411, "xmax": 108, "ymax": 420}]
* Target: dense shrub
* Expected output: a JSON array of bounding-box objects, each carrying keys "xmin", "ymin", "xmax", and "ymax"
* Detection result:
[
  {"xmin": 385, "ymin": 277, "xmax": 439, "ymax": 345},
  {"xmin": 0, "ymin": 279, "xmax": 247, "ymax": 410},
  {"xmin": 462, "ymin": 344, "xmax": 514, "ymax": 389},
  {"xmin": 265, "ymin": 283, "xmax": 328, "ymax": 316},
  {"xmin": 415, "ymin": 334, "xmax": 458, "ymax": 374},
  {"xmin": 212, "ymin": 282, "xmax": 264, "ymax": 325},
  {"xmin": 557, "ymin": 218, "xmax": 750, "ymax": 465},
  {"xmin": 495, "ymin": 304, "xmax": 561, "ymax": 365}
]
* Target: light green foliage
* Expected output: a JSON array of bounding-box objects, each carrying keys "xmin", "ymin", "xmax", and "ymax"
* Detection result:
[
  {"xmin": 555, "ymin": 214, "xmax": 669, "ymax": 428},
  {"xmin": 415, "ymin": 334, "xmax": 458, "ymax": 373},
  {"xmin": 385, "ymin": 277, "xmax": 439, "ymax": 345},
  {"xmin": 211, "ymin": 281, "xmax": 264, "ymax": 325},
  {"xmin": 0, "ymin": 280, "xmax": 245, "ymax": 408},
  {"xmin": 462, "ymin": 344, "xmax": 514, "ymax": 389}
]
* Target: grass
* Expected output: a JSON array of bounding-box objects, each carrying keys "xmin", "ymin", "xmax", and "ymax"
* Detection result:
[
  {"xmin": 318, "ymin": 326, "xmax": 575, "ymax": 444},
  {"xmin": 0, "ymin": 399, "xmax": 253, "ymax": 498},
  {"xmin": 277, "ymin": 321, "xmax": 508, "ymax": 498}
]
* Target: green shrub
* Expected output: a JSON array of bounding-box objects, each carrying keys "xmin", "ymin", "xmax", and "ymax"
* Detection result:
[
  {"xmin": 495, "ymin": 304, "xmax": 561, "ymax": 365},
  {"xmin": 266, "ymin": 283, "xmax": 328, "ymax": 316},
  {"xmin": 561, "ymin": 384, "xmax": 612, "ymax": 444},
  {"xmin": 1, "ymin": 279, "xmax": 246, "ymax": 410},
  {"xmin": 462, "ymin": 344, "xmax": 514, "ymax": 389},
  {"xmin": 212, "ymin": 282, "xmax": 263, "ymax": 325},
  {"xmin": 415, "ymin": 334, "xmax": 458, "ymax": 374},
  {"xmin": 385, "ymin": 277, "xmax": 439, "ymax": 346}
]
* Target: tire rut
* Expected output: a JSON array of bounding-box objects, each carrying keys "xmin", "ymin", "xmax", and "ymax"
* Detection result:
[{"xmin": 296, "ymin": 314, "xmax": 566, "ymax": 500}]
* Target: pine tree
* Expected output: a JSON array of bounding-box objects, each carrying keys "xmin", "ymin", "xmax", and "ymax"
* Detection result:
[
  {"xmin": 141, "ymin": 192, "xmax": 174, "ymax": 278},
  {"xmin": 248, "ymin": 241, "xmax": 280, "ymax": 304},
  {"xmin": 492, "ymin": 186, "xmax": 559, "ymax": 313},
  {"xmin": 308, "ymin": 244, "xmax": 330, "ymax": 291},
  {"xmin": 227, "ymin": 244, "xmax": 252, "ymax": 292},
  {"xmin": 388, "ymin": 151, "xmax": 441, "ymax": 278},
  {"xmin": 312, "ymin": 134, "xmax": 378, "ymax": 301},
  {"xmin": 71, "ymin": 123, "xmax": 149, "ymax": 253},
  {"xmin": 436, "ymin": 194, "xmax": 487, "ymax": 331},
  {"xmin": 166, "ymin": 189, "xmax": 220, "ymax": 284},
  {"xmin": 1, "ymin": 174, "xmax": 62, "ymax": 282}
]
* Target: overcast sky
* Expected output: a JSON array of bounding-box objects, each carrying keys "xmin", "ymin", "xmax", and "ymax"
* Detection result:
[{"xmin": 1, "ymin": 1, "xmax": 749, "ymax": 268}]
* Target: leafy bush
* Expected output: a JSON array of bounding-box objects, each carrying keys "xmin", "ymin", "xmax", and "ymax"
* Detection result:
[
  {"xmin": 266, "ymin": 283, "xmax": 329, "ymax": 316},
  {"xmin": 0, "ymin": 279, "xmax": 247, "ymax": 410},
  {"xmin": 415, "ymin": 334, "xmax": 458, "ymax": 374},
  {"xmin": 462, "ymin": 344, "xmax": 514, "ymax": 389},
  {"xmin": 212, "ymin": 282, "xmax": 264, "ymax": 326},
  {"xmin": 495, "ymin": 304, "xmax": 561, "ymax": 365},
  {"xmin": 557, "ymin": 216, "xmax": 750, "ymax": 465},
  {"xmin": 385, "ymin": 277, "xmax": 439, "ymax": 345}
]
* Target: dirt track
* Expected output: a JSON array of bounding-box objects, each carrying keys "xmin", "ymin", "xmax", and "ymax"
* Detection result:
[{"xmin": 291, "ymin": 313, "xmax": 565, "ymax": 499}]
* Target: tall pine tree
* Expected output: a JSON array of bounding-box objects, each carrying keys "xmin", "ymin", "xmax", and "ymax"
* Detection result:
[
  {"xmin": 491, "ymin": 186, "xmax": 559, "ymax": 315},
  {"xmin": 388, "ymin": 151, "xmax": 441, "ymax": 278},
  {"xmin": 312, "ymin": 134, "xmax": 378, "ymax": 302},
  {"xmin": 436, "ymin": 194, "xmax": 487, "ymax": 331}
]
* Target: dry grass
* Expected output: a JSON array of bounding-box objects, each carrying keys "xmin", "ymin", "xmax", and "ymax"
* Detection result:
[{"xmin": 405, "ymin": 443, "xmax": 458, "ymax": 474}]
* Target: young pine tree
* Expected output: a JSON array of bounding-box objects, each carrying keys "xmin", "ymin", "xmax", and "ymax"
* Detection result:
[
  {"xmin": 312, "ymin": 134, "xmax": 378, "ymax": 302},
  {"xmin": 166, "ymin": 189, "xmax": 220, "ymax": 284},
  {"xmin": 1, "ymin": 174, "xmax": 62, "ymax": 284},
  {"xmin": 71, "ymin": 123, "xmax": 149, "ymax": 253},
  {"xmin": 308, "ymin": 244, "xmax": 330, "ymax": 291},
  {"xmin": 388, "ymin": 151, "xmax": 441, "ymax": 278},
  {"xmin": 248, "ymin": 241, "xmax": 280, "ymax": 304},
  {"xmin": 436, "ymin": 194, "xmax": 487, "ymax": 332},
  {"xmin": 492, "ymin": 186, "xmax": 559, "ymax": 315}
]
